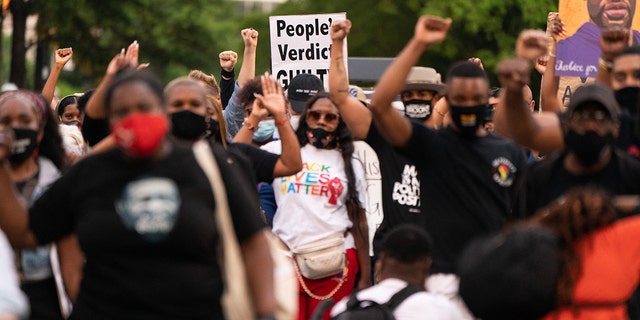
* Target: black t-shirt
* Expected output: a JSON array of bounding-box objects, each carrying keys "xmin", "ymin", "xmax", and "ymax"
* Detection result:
[
  {"xmin": 81, "ymin": 114, "xmax": 110, "ymax": 147},
  {"xmin": 29, "ymin": 141, "xmax": 265, "ymax": 319},
  {"xmin": 365, "ymin": 123, "xmax": 423, "ymax": 255},
  {"xmin": 228, "ymin": 142, "xmax": 279, "ymax": 183},
  {"xmin": 402, "ymin": 124, "xmax": 528, "ymax": 273},
  {"xmin": 526, "ymin": 149, "xmax": 640, "ymax": 215}
]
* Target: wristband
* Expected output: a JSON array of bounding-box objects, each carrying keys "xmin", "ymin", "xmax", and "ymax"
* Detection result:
[
  {"xmin": 598, "ymin": 57, "xmax": 613, "ymax": 73},
  {"xmin": 275, "ymin": 118, "xmax": 289, "ymax": 127},
  {"xmin": 221, "ymin": 67, "xmax": 235, "ymax": 79},
  {"xmin": 243, "ymin": 119, "xmax": 256, "ymax": 131}
]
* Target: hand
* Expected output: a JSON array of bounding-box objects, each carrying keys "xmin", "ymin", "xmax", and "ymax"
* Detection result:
[
  {"xmin": 330, "ymin": 20, "xmax": 352, "ymax": 41},
  {"xmin": 468, "ymin": 57, "xmax": 484, "ymax": 70},
  {"xmin": 219, "ymin": 50, "xmax": 238, "ymax": 72},
  {"xmin": 54, "ymin": 47, "xmax": 73, "ymax": 66},
  {"xmin": 414, "ymin": 15, "xmax": 452, "ymax": 46},
  {"xmin": 535, "ymin": 55, "xmax": 549, "ymax": 74},
  {"xmin": 516, "ymin": 29, "xmax": 548, "ymax": 61},
  {"xmin": 241, "ymin": 28, "xmax": 259, "ymax": 48},
  {"xmin": 497, "ymin": 57, "xmax": 531, "ymax": 93},
  {"xmin": 0, "ymin": 128, "xmax": 14, "ymax": 163},
  {"xmin": 105, "ymin": 41, "xmax": 139, "ymax": 76},
  {"xmin": 124, "ymin": 40, "xmax": 139, "ymax": 68},
  {"xmin": 600, "ymin": 26, "xmax": 630, "ymax": 62},
  {"xmin": 254, "ymin": 73, "xmax": 286, "ymax": 120},
  {"xmin": 548, "ymin": 14, "xmax": 567, "ymax": 41}
]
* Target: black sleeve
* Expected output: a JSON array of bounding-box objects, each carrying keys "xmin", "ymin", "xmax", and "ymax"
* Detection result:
[
  {"xmin": 220, "ymin": 68, "xmax": 235, "ymax": 109},
  {"xmin": 228, "ymin": 143, "xmax": 279, "ymax": 184},
  {"xmin": 81, "ymin": 114, "xmax": 110, "ymax": 147},
  {"xmin": 398, "ymin": 121, "xmax": 437, "ymax": 165},
  {"xmin": 29, "ymin": 167, "xmax": 79, "ymax": 244},
  {"xmin": 211, "ymin": 143, "xmax": 265, "ymax": 242}
]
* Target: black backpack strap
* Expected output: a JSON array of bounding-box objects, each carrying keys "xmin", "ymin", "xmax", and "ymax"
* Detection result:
[{"xmin": 385, "ymin": 284, "xmax": 421, "ymax": 311}]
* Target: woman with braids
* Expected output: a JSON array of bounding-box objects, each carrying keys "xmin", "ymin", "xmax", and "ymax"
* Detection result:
[
  {"xmin": 529, "ymin": 187, "xmax": 640, "ymax": 319},
  {"xmin": 260, "ymin": 91, "xmax": 370, "ymax": 320}
]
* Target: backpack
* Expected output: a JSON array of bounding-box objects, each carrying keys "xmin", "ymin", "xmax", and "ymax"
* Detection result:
[{"xmin": 331, "ymin": 284, "xmax": 420, "ymax": 320}]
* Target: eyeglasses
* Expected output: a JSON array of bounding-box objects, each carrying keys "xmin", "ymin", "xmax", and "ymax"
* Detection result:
[{"xmin": 307, "ymin": 110, "xmax": 339, "ymax": 122}]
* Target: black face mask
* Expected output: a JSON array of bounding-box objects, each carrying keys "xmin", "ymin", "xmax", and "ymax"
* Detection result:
[
  {"xmin": 615, "ymin": 86, "xmax": 640, "ymax": 140},
  {"xmin": 170, "ymin": 110, "xmax": 207, "ymax": 140},
  {"xmin": 10, "ymin": 128, "xmax": 38, "ymax": 165},
  {"xmin": 614, "ymin": 86, "xmax": 640, "ymax": 114},
  {"xmin": 564, "ymin": 129, "xmax": 614, "ymax": 166},
  {"xmin": 449, "ymin": 104, "xmax": 487, "ymax": 138},
  {"xmin": 403, "ymin": 99, "xmax": 432, "ymax": 122},
  {"xmin": 306, "ymin": 127, "xmax": 339, "ymax": 149}
]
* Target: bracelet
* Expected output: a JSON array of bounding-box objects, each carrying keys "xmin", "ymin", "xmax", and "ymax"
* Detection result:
[
  {"xmin": 548, "ymin": 51, "xmax": 556, "ymax": 58},
  {"xmin": 243, "ymin": 119, "xmax": 256, "ymax": 131},
  {"xmin": 598, "ymin": 57, "xmax": 613, "ymax": 73},
  {"xmin": 275, "ymin": 118, "xmax": 289, "ymax": 127}
]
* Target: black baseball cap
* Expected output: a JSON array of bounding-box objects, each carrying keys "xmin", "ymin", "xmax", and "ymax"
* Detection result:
[
  {"xmin": 287, "ymin": 73, "xmax": 324, "ymax": 113},
  {"xmin": 567, "ymin": 83, "xmax": 620, "ymax": 121}
]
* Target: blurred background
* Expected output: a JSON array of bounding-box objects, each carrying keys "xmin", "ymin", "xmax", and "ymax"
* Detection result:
[{"xmin": 0, "ymin": 0, "xmax": 557, "ymax": 99}]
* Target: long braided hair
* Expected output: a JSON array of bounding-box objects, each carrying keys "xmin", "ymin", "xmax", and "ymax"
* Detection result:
[
  {"xmin": 528, "ymin": 187, "xmax": 617, "ymax": 305},
  {"xmin": 294, "ymin": 92, "xmax": 366, "ymax": 239}
]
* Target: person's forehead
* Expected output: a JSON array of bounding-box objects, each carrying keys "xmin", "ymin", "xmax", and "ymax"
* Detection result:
[
  {"xmin": 446, "ymin": 77, "xmax": 489, "ymax": 95},
  {"xmin": 0, "ymin": 98, "xmax": 38, "ymax": 119},
  {"xmin": 614, "ymin": 54, "xmax": 640, "ymax": 71},
  {"xmin": 402, "ymin": 89, "xmax": 437, "ymax": 95},
  {"xmin": 309, "ymin": 97, "xmax": 338, "ymax": 112}
]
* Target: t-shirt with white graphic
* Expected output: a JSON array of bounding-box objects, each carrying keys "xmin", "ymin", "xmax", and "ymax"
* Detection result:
[{"xmin": 261, "ymin": 142, "xmax": 367, "ymax": 250}]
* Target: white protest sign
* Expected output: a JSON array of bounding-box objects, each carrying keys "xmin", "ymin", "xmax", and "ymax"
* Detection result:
[
  {"xmin": 354, "ymin": 141, "xmax": 383, "ymax": 256},
  {"xmin": 269, "ymin": 12, "xmax": 348, "ymax": 90}
]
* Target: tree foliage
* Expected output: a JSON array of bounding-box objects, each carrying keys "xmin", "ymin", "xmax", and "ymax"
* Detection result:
[
  {"xmin": 6, "ymin": 0, "xmax": 557, "ymax": 92},
  {"xmin": 31, "ymin": 0, "xmax": 237, "ymax": 86}
]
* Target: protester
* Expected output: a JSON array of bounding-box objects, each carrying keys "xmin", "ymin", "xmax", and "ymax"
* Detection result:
[
  {"xmin": 167, "ymin": 75, "xmax": 302, "ymax": 184},
  {"xmin": 367, "ymin": 15, "xmax": 528, "ymax": 319},
  {"xmin": 187, "ymin": 70, "xmax": 229, "ymax": 146},
  {"xmin": 232, "ymin": 74, "xmax": 304, "ymax": 225},
  {"xmin": 261, "ymin": 91, "xmax": 370, "ymax": 320},
  {"xmin": 458, "ymin": 225, "xmax": 562, "ymax": 320},
  {"xmin": 41, "ymin": 48, "xmax": 73, "ymax": 107},
  {"xmin": 522, "ymin": 83, "xmax": 640, "ymax": 215},
  {"xmin": 56, "ymin": 94, "xmax": 87, "ymax": 164},
  {"xmin": 220, "ymin": 27, "xmax": 260, "ymax": 137},
  {"xmin": 219, "ymin": 50, "xmax": 237, "ymax": 109},
  {"xmin": 286, "ymin": 73, "xmax": 325, "ymax": 131},
  {"xmin": 494, "ymin": 27, "xmax": 640, "ymax": 159},
  {"xmin": 330, "ymin": 224, "xmax": 462, "ymax": 319},
  {"xmin": 530, "ymin": 187, "xmax": 640, "ymax": 319},
  {"xmin": 328, "ymin": 19, "xmax": 445, "ymax": 257},
  {"xmin": 0, "ymin": 90, "xmax": 72, "ymax": 319},
  {"xmin": 0, "ymin": 70, "xmax": 276, "ymax": 319}
]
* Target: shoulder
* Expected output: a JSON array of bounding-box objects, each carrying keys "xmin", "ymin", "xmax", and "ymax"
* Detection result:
[{"xmin": 397, "ymin": 292, "xmax": 463, "ymax": 318}]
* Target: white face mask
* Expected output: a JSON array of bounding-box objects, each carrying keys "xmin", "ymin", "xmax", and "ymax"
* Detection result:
[{"xmin": 290, "ymin": 115, "xmax": 301, "ymax": 131}]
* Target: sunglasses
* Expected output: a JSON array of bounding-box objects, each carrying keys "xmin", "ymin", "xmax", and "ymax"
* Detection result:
[{"xmin": 307, "ymin": 110, "xmax": 339, "ymax": 122}]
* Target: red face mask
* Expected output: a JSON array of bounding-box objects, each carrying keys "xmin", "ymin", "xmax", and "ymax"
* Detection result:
[{"xmin": 111, "ymin": 113, "xmax": 168, "ymax": 158}]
